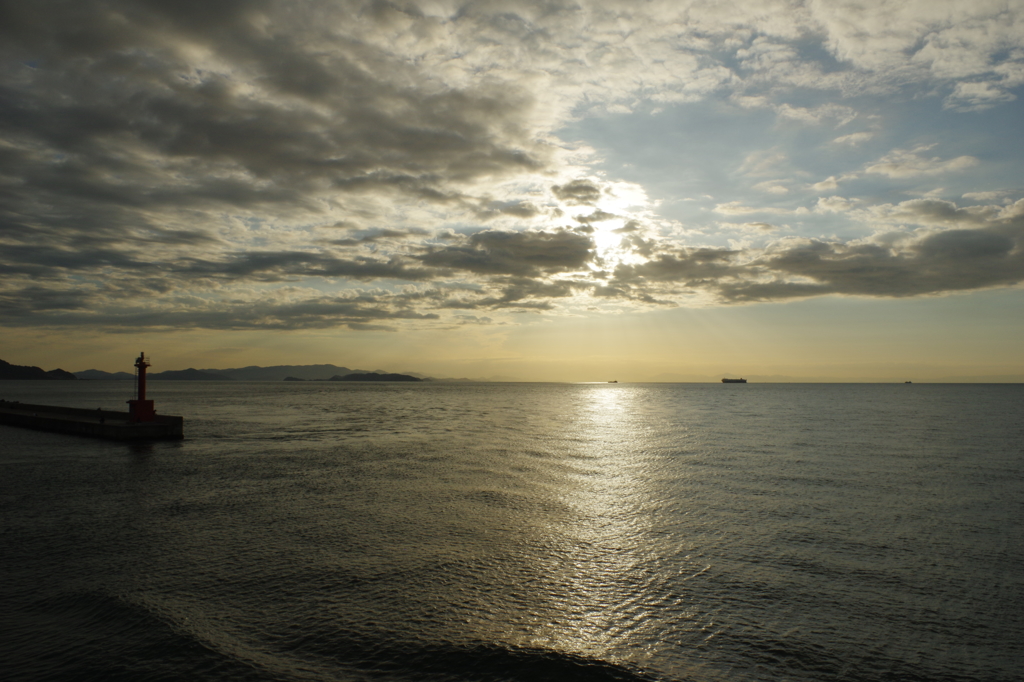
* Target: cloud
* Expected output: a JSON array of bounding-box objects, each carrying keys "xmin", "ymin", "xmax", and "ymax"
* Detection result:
[
  {"xmin": 962, "ymin": 191, "xmax": 1008, "ymax": 202},
  {"xmin": 714, "ymin": 201, "xmax": 804, "ymax": 216},
  {"xmin": 607, "ymin": 224, "xmax": 1024, "ymax": 304},
  {"xmin": 2, "ymin": 0, "xmax": 1024, "ymax": 333},
  {"xmin": 857, "ymin": 198, "xmax": 1001, "ymax": 227},
  {"xmin": 552, "ymin": 179, "xmax": 603, "ymax": 206},
  {"xmin": 574, "ymin": 209, "xmax": 619, "ymax": 224},
  {"xmin": 725, "ymin": 225, "xmax": 1024, "ymax": 301},
  {"xmin": 812, "ymin": 0, "xmax": 1024, "ymax": 80},
  {"xmin": 865, "ymin": 145, "xmax": 979, "ymax": 178},
  {"xmin": 916, "ymin": 228, "xmax": 1015, "ymax": 260},
  {"xmin": 460, "ymin": 277, "xmax": 585, "ymax": 310},
  {"xmin": 603, "ymin": 196, "xmax": 1024, "ymax": 303},
  {"xmin": 477, "ymin": 200, "xmax": 542, "ymax": 219},
  {"xmin": 417, "ymin": 229, "xmax": 595, "ymax": 277},
  {"xmin": 0, "ymin": 1, "xmax": 555, "ymax": 214},
  {"xmin": 753, "ymin": 180, "xmax": 789, "ymax": 195},
  {"xmin": 815, "ymin": 196, "xmax": 854, "ymax": 213},
  {"xmin": 0, "ymin": 285, "xmax": 94, "ymax": 315},
  {"xmin": 738, "ymin": 149, "xmax": 789, "ymax": 177},
  {"xmin": 612, "ymin": 248, "xmax": 742, "ymax": 285},
  {"xmin": 713, "ymin": 202, "xmax": 763, "ymax": 215},
  {"xmin": 944, "ymin": 81, "xmax": 1018, "ymax": 111},
  {"xmin": 832, "ymin": 132, "xmax": 874, "ymax": 146},
  {"xmin": 181, "ymin": 251, "xmax": 438, "ymax": 282},
  {"xmin": 613, "ymin": 220, "xmax": 644, "ymax": 234},
  {"xmin": 328, "ymin": 229, "xmax": 431, "ymax": 246},
  {"xmin": 776, "ymin": 103, "xmax": 858, "ymax": 126},
  {"xmin": 998, "ymin": 198, "xmax": 1024, "ymax": 220},
  {"xmin": 811, "ymin": 176, "xmax": 840, "ymax": 191},
  {"xmin": 0, "ymin": 287, "xmax": 443, "ymax": 331}
]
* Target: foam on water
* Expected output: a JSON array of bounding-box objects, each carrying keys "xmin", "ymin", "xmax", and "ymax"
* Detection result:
[{"xmin": 2, "ymin": 382, "xmax": 1022, "ymax": 681}]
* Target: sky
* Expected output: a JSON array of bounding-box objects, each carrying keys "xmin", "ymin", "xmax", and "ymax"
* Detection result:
[{"xmin": 1, "ymin": 0, "xmax": 1023, "ymax": 381}]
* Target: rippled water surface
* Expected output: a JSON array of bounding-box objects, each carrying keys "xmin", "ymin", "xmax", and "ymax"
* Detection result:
[{"xmin": 2, "ymin": 381, "xmax": 1023, "ymax": 681}]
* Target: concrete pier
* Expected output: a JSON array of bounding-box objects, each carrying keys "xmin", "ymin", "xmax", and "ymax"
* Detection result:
[{"xmin": 0, "ymin": 400, "xmax": 184, "ymax": 440}]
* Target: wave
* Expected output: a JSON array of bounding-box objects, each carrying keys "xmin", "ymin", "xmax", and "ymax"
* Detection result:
[
  {"xmin": 5, "ymin": 590, "xmax": 667, "ymax": 682},
  {"xmin": 3, "ymin": 591, "xmax": 264, "ymax": 681},
  {"xmin": 283, "ymin": 632, "xmax": 665, "ymax": 681}
]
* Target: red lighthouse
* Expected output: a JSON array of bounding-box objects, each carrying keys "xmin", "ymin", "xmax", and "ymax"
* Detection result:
[{"xmin": 127, "ymin": 352, "xmax": 156, "ymax": 422}]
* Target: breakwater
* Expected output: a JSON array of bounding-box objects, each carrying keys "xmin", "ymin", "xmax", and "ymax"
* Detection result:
[{"xmin": 0, "ymin": 400, "xmax": 183, "ymax": 440}]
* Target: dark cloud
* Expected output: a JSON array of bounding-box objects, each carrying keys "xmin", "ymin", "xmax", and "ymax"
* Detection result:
[
  {"xmin": 591, "ymin": 282, "xmax": 676, "ymax": 306},
  {"xmin": 613, "ymin": 220, "xmax": 643, "ymax": 233},
  {"xmin": 617, "ymin": 234, "xmax": 658, "ymax": 258},
  {"xmin": 720, "ymin": 225, "xmax": 1024, "ymax": 301},
  {"xmin": 453, "ymin": 314, "xmax": 494, "ymax": 325},
  {"xmin": 601, "ymin": 224, "xmax": 1024, "ymax": 303},
  {"xmin": 574, "ymin": 209, "xmax": 617, "ymax": 225},
  {"xmin": 450, "ymin": 277, "xmax": 584, "ymax": 310},
  {"xmin": 180, "ymin": 251, "xmax": 438, "ymax": 282},
  {"xmin": 476, "ymin": 200, "xmax": 542, "ymax": 219},
  {"xmin": 612, "ymin": 248, "xmax": 741, "ymax": 285},
  {"xmin": 0, "ymin": 242, "xmax": 437, "ymax": 283},
  {"xmin": 0, "ymin": 0, "xmax": 554, "ymax": 299},
  {"xmin": 0, "ymin": 244, "xmax": 158, "ymax": 277},
  {"xmin": 418, "ymin": 229, "xmax": 594, "ymax": 277},
  {"xmin": 328, "ymin": 228, "xmax": 430, "ymax": 246},
  {"xmin": 552, "ymin": 179, "xmax": 602, "ymax": 205},
  {"xmin": 0, "ymin": 289, "xmax": 441, "ymax": 331},
  {"xmin": 868, "ymin": 198, "xmax": 998, "ymax": 227},
  {"xmin": 0, "ymin": 285, "xmax": 94, "ymax": 315},
  {"xmin": 916, "ymin": 228, "xmax": 1014, "ymax": 260}
]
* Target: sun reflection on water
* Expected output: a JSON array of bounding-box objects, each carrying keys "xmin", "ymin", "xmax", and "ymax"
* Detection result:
[{"xmin": 528, "ymin": 385, "xmax": 662, "ymax": 661}]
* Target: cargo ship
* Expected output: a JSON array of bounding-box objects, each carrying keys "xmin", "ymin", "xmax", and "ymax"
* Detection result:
[
  {"xmin": 0, "ymin": 352, "xmax": 183, "ymax": 440},
  {"xmin": 721, "ymin": 378, "xmax": 747, "ymax": 383}
]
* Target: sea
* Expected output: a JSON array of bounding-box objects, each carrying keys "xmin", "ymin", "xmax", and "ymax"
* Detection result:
[{"xmin": 1, "ymin": 381, "xmax": 1022, "ymax": 682}]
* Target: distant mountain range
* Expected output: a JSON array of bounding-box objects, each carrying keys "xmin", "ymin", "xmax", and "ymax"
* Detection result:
[
  {"xmin": 0, "ymin": 359, "xmax": 77, "ymax": 380},
  {"xmin": 71, "ymin": 367, "xmax": 232, "ymax": 381},
  {"xmin": 196, "ymin": 364, "xmax": 392, "ymax": 381},
  {"xmin": 67, "ymin": 363, "xmax": 432, "ymax": 382},
  {"xmin": 286, "ymin": 373, "xmax": 422, "ymax": 382},
  {"xmin": 74, "ymin": 369, "xmax": 136, "ymax": 381},
  {"xmin": 150, "ymin": 368, "xmax": 234, "ymax": 381}
]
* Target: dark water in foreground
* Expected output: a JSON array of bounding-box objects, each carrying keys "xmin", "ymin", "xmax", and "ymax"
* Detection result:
[{"xmin": 1, "ymin": 381, "xmax": 1022, "ymax": 682}]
